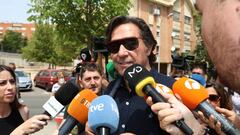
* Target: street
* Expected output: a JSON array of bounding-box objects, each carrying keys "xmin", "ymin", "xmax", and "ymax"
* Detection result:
[{"xmin": 20, "ymin": 86, "xmax": 58, "ymax": 135}]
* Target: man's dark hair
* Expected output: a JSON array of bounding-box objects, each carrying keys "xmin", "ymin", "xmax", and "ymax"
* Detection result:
[
  {"xmin": 8, "ymin": 62, "xmax": 16, "ymax": 71},
  {"xmin": 79, "ymin": 62, "xmax": 102, "ymax": 79},
  {"xmin": 191, "ymin": 63, "xmax": 207, "ymax": 75},
  {"xmin": 105, "ymin": 16, "xmax": 157, "ymax": 66}
]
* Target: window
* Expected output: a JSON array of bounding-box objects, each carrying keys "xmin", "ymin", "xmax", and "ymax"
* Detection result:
[
  {"xmin": 173, "ymin": 11, "xmax": 180, "ymax": 21},
  {"xmin": 184, "ymin": 16, "xmax": 191, "ymax": 24}
]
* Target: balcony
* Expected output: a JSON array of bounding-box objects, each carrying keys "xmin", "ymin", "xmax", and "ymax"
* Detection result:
[{"xmin": 149, "ymin": 0, "xmax": 177, "ymax": 7}]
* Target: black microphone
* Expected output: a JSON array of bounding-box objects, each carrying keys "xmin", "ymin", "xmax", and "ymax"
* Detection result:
[
  {"xmin": 42, "ymin": 80, "xmax": 80, "ymax": 117},
  {"xmin": 58, "ymin": 89, "xmax": 97, "ymax": 135},
  {"xmin": 108, "ymin": 77, "xmax": 122, "ymax": 97},
  {"xmin": 124, "ymin": 64, "xmax": 193, "ymax": 135},
  {"xmin": 80, "ymin": 47, "xmax": 92, "ymax": 62}
]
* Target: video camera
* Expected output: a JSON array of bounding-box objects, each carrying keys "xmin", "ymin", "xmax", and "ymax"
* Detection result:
[
  {"xmin": 92, "ymin": 37, "xmax": 108, "ymax": 56},
  {"xmin": 171, "ymin": 54, "xmax": 195, "ymax": 71}
]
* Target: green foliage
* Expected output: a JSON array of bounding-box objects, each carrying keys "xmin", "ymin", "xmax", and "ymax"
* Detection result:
[
  {"xmin": 28, "ymin": 0, "xmax": 132, "ymax": 51},
  {"xmin": 22, "ymin": 24, "xmax": 56, "ymax": 64},
  {"xmin": 25, "ymin": 0, "xmax": 131, "ymax": 67},
  {"xmin": 1, "ymin": 30, "xmax": 27, "ymax": 53}
]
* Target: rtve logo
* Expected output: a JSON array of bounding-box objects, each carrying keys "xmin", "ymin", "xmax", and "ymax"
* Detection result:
[{"xmin": 184, "ymin": 79, "xmax": 201, "ymax": 90}]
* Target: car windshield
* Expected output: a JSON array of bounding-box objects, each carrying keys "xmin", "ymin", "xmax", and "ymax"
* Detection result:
[
  {"xmin": 15, "ymin": 71, "xmax": 29, "ymax": 77},
  {"xmin": 51, "ymin": 71, "xmax": 59, "ymax": 77},
  {"xmin": 51, "ymin": 70, "xmax": 71, "ymax": 77},
  {"xmin": 61, "ymin": 69, "xmax": 71, "ymax": 77}
]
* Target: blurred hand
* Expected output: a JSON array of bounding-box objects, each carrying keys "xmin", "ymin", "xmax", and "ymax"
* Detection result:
[
  {"xmin": 120, "ymin": 133, "xmax": 136, "ymax": 135},
  {"xmin": 85, "ymin": 121, "xmax": 95, "ymax": 135},
  {"xmin": 10, "ymin": 114, "xmax": 50, "ymax": 135},
  {"xmin": 146, "ymin": 91, "xmax": 204, "ymax": 135},
  {"xmin": 197, "ymin": 111, "xmax": 225, "ymax": 135},
  {"xmin": 197, "ymin": 106, "xmax": 240, "ymax": 135},
  {"xmin": 215, "ymin": 107, "xmax": 240, "ymax": 129}
]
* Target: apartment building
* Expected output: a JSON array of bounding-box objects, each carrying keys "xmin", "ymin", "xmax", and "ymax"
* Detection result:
[
  {"xmin": 0, "ymin": 22, "xmax": 35, "ymax": 40},
  {"xmin": 129, "ymin": 0, "xmax": 196, "ymax": 74}
]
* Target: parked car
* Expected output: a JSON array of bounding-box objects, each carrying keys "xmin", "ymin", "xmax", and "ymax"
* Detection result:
[
  {"xmin": 34, "ymin": 69, "xmax": 71, "ymax": 91},
  {"xmin": 15, "ymin": 70, "xmax": 33, "ymax": 91}
]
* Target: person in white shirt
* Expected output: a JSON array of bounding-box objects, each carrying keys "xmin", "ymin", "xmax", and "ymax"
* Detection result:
[{"xmin": 51, "ymin": 72, "xmax": 65, "ymax": 95}]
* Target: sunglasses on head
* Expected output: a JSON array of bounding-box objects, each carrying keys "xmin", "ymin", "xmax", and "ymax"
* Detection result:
[
  {"xmin": 106, "ymin": 37, "xmax": 140, "ymax": 54},
  {"xmin": 208, "ymin": 94, "xmax": 220, "ymax": 102}
]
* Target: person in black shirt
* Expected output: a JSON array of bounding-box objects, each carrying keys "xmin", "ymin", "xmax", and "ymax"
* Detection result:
[
  {"xmin": 0, "ymin": 65, "xmax": 50, "ymax": 135},
  {"xmin": 85, "ymin": 16, "xmax": 176, "ymax": 135}
]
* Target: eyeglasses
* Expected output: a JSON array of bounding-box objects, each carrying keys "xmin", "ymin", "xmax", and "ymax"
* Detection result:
[
  {"xmin": 106, "ymin": 37, "xmax": 140, "ymax": 54},
  {"xmin": 0, "ymin": 79, "xmax": 16, "ymax": 86},
  {"xmin": 208, "ymin": 94, "xmax": 220, "ymax": 102}
]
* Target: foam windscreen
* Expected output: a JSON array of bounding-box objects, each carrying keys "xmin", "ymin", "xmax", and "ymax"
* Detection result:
[
  {"xmin": 172, "ymin": 77, "xmax": 209, "ymax": 110},
  {"xmin": 124, "ymin": 64, "xmax": 156, "ymax": 96},
  {"xmin": 88, "ymin": 95, "xmax": 119, "ymax": 133},
  {"xmin": 55, "ymin": 80, "xmax": 80, "ymax": 105},
  {"xmin": 67, "ymin": 89, "xmax": 97, "ymax": 124}
]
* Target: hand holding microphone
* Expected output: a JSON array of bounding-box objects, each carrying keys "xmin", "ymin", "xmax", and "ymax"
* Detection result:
[
  {"xmin": 10, "ymin": 114, "xmax": 50, "ymax": 135},
  {"xmin": 58, "ymin": 89, "xmax": 97, "ymax": 135},
  {"xmin": 88, "ymin": 95, "xmax": 119, "ymax": 135},
  {"xmin": 173, "ymin": 77, "xmax": 240, "ymax": 135},
  {"xmin": 124, "ymin": 64, "xmax": 193, "ymax": 135},
  {"xmin": 147, "ymin": 91, "xmax": 203, "ymax": 135}
]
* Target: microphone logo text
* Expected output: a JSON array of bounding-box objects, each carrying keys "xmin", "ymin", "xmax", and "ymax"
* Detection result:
[
  {"xmin": 127, "ymin": 66, "xmax": 142, "ymax": 78},
  {"xmin": 80, "ymin": 98, "xmax": 91, "ymax": 108},
  {"xmin": 89, "ymin": 103, "xmax": 104, "ymax": 112},
  {"xmin": 185, "ymin": 79, "xmax": 201, "ymax": 90}
]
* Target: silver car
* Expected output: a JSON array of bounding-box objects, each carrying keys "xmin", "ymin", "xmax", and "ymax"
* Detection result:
[{"xmin": 15, "ymin": 70, "xmax": 33, "ymax": 91}]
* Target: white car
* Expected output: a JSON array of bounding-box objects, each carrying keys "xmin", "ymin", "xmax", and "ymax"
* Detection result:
[{"xmin": 15, "ymin": 70, "xmax": 33, "ymax": 91}]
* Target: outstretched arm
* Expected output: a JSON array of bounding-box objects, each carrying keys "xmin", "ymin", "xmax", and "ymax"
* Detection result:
[{"xmin": 10, "ymin": 114, "xmax": 50, "ymax": 135}]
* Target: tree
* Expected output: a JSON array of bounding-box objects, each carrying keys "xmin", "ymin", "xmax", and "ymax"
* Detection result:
[
  {"xmin": 28, "ymin": 0, "xmax": 132, "ymax": 57},
  {"xmin": 1, "ymin": 30, "xmax": 27, "ymax": 53},
  {"xmin": 22, "ymin": 24, "xmax": 57, "ymax": 68}
]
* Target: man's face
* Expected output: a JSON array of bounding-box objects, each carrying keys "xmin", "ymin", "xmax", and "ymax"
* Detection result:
[
  {"xmin": 196, "ymin": 0, "xmax": 240, "ymax": 91},
  {"xmin": 192, "ymin": 68, "xmax": 204, "ymax": 76},
  {"xmin": 79, "ymin": 70, "xmax": 102, "ymax": 94},
  {"xmin": 109, "ymin": 23, "xmax": 152, "ymax": 76}
]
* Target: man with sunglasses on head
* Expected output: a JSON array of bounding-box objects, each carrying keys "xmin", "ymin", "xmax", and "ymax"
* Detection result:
[
  {"xmin": 148, "ymin": 0, "xmax": 240, "ymax": 135},
  {"xmin": 85, "ymin": 16, "xmax": 176, "ymax": 135}
]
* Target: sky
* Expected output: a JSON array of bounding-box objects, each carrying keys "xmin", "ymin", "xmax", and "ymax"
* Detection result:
[{"xmin": 0, "ymin": 0, "xmax": 31, "ymax": 23}]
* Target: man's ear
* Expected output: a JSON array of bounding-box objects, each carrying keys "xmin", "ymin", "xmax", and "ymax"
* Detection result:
[
  {"xmin": 146, "ymin": 45, "xmax": 153, "ymax": 56},
  {"xmin": 78, "ymin": 80, "xmax": 83, "ymax": 88}
]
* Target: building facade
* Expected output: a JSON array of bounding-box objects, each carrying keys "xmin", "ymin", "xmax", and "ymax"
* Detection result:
[
  {"xmin": 0, "ymin": 22, "xmax": 35, "ymax": 40},
  {"xmin": 129, "ymin": 0, "xmax": 196, "ymax": 74}
]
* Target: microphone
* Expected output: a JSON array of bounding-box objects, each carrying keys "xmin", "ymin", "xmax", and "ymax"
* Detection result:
[
  {"xmin": 124, "ymin": 64, "xmax": 193, "ymax": 135},
  {"xmin": 58, "ymin": 89, "xmax": 97, "ymax": 135},
  {"xmin": 80, "ymin": 47, "xmax": 92, "ymax": 62},
  {"xmin": 108, "ymin": 77, "xmax": 122, "ymax": 97},
  {"xmin": 42, "ymin": 80, "xmax": 80, "ymax": 117},
  {"xmin": 173, "ymin": 77, "xmax": 240, "ymax": 135},
  {"xmin": 88, "ymin": 95, "xmax": 119, "ymax": 135}
]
